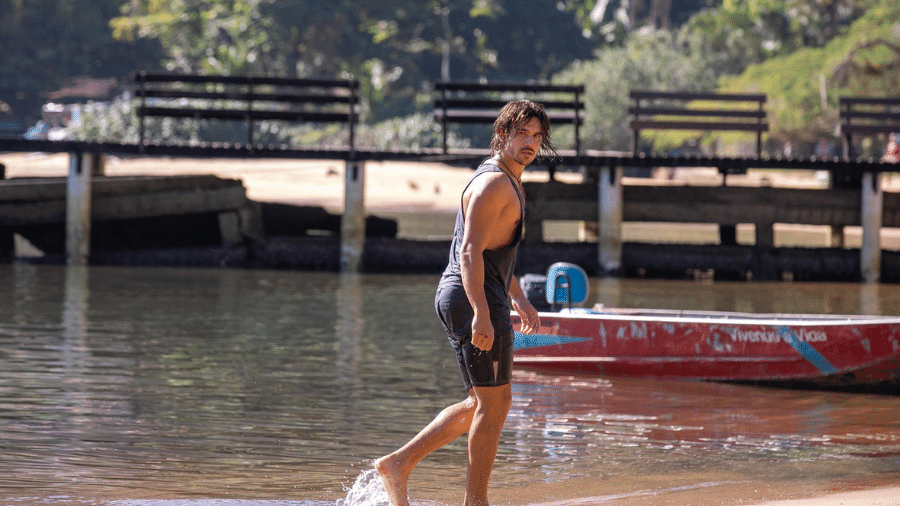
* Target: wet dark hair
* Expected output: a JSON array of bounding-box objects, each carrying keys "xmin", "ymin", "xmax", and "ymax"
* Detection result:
[{"xmin": 490, "ymin": 100, "xmax": 558, "ymax": 159}]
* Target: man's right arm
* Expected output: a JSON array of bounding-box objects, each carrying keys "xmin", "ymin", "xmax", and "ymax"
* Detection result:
[{"xmin": 459, "ymin": 175, "xmax": 507, "ymax": 351}]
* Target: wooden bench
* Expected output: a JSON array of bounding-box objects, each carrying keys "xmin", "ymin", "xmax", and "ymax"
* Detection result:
[
  {"xmin": 133, "ymin": 71, "xmax": 359, "ymax": 148},
  {"xmin": 839, "ymin": 96, "xmax": 900, "ymax": 159},
  {"xmin": 629, "ymin": 90, "xmax": 768, "ymax": 157},
  {"xmin": 434, "ymin": 82, "xmax": 585, "ymax": 155}
]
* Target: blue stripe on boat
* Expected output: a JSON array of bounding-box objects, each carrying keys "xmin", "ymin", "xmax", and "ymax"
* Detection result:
[
  {"xmin": 777, "ymin": 327, "xmax": 839, "ymax": 375},
  {"xmin": 514, "ymin": 332, "xmax": 589, "ymax": 350}
]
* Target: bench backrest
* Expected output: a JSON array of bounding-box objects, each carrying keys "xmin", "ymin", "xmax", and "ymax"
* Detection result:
[
  {"xmin": 434, "ymin": 82, "xmax": 585, "ymax": 155},
  {"xmin": 629, "ymin": 90, "xmax": 768, "ymax": 157},
  {"xmin": 133, "ymin": 71, "xmax": 359, "ymax": 149},
  {"xmin": 839, "ymin": 96, "xmax": 900, "ymax": 159}
]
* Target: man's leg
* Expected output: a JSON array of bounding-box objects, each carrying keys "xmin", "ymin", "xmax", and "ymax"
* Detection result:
[
  {"xmin": 465, "ymin": 383, "xmax": 512, "ymax": 506},
  {"xmin": 375, "ymin": 390, "xmax": 478, "ymax": 506}
]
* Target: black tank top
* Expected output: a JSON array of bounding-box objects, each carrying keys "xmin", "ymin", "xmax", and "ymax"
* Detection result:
[{"xmin": 439, "ymin": 160, "xmax": 525, "ymax": 306}]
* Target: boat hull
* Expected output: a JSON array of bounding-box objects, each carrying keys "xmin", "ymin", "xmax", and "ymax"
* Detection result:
[{"xmin": 511, "ymin": 309, "xmax": 900, "ymax": 388}]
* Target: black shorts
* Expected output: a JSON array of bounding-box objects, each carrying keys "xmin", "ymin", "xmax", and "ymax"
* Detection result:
[{"xmin": 435, "ymin": 282, "xmax": 514, "ymax": 390}]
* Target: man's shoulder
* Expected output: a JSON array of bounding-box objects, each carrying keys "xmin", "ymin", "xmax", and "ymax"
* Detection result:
[
  {"xmin": 469, "ymin": 170, "xmax": 513, "ymax": 193},
  {"xmin": 474, "ymin": 159, "xmax": 502, "ymax": 173}
]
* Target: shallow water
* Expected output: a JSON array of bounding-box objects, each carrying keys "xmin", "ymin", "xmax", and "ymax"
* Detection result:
[{"xmin": 0, "ymin": 265, "xmax": 898, "ymax": 506}]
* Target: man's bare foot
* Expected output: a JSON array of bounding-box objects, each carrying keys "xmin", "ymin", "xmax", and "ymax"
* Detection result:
[{"xmin": 374, "ymin": 455, "xmax": 410, "ymax": 506}]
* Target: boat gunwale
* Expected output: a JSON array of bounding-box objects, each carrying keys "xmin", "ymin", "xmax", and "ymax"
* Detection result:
[{"xmin": 529, "ymin": 308, "xmax": 900, "ymax": 327}]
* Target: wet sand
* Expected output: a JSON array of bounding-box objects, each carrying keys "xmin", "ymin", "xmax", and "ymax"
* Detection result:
[{"xmin": 748, "ymin": 486, "xmax": 900, "ymax": 506}]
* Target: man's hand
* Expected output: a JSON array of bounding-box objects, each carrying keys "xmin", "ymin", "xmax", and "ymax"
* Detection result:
[
  {"xmin": 471, "ymin": 312, "xmax": 494, "ymax": 351},
  {"xmin": 509, "ymin": 275, "xmax": 540, "ymax": 335},
  {"xmin": 512, "ymin": 297, "xmax": 540, "ymax": 335}
]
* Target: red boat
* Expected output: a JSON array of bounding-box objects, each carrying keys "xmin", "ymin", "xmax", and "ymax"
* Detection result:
[{"xmin": 512, "ymin": 263, "xmax": 900, "ymax": 389}]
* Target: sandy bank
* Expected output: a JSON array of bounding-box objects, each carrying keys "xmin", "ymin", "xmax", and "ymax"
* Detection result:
[
  {"xmin": 0, "ymin": 151, "xmax": 847, "ymax": 212},
  {"xmin": 3, "ymin": 152, "xmax": 898, "ymax": 248},
  {"xmin": 748, "ymin": 486, "xmax": 900, "ymax": 506}
]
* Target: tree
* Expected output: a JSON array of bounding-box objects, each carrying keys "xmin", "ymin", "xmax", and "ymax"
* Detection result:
[
  {"xmin": 679, "ymin": 0, "xmax": 877, "ymax": 77},
  {"xmin": 720, "ymin": 0, "xmax": 900, "ymax": 143},
  {"xmin": 554, "ymin": 30, "xmax": 721, "ymax": 151},
  {"xmin": 0, "ymin": 0, "xmax": 163, "ymax": 123},
  {"xmin": 111, "ymin": 0, "xmax": 596, "ymax": 122}
]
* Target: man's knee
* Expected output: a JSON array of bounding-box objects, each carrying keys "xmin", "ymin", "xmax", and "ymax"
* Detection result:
[{"xmin": 473, "ymin": 385, "xmax": 512, "ymax": 416}]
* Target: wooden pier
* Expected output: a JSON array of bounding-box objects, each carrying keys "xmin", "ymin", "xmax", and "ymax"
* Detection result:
[
  {"xmin": 0, "ymin": 138, "xmax": 896, "ymax": 281},
  {"xmin": 0, "ymin": 170, "xmax": 262, "ymax": 259}
]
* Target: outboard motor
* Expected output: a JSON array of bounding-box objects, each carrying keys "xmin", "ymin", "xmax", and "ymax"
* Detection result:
[{"xmin": 519, "ymin": 273, "xmax": 551, "ymax": 311}]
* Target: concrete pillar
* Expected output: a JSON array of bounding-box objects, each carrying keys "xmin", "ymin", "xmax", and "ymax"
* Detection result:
[
  {"xmin": 598, "ymin": 164, "xmax": 623, "ymax": 276},
  {"xmin": 859, "ymin": 283, "xmax": 881, "ymax": 315},
  {"xmin": 340, "ymin": 161, "xmax": 366, "ymax": 272},
  {"xmin": 860, "ymin": 171, "xmax": 882, "ymax": 283},
  {"xmin": 66, "ymin": 152, "xmax": 94, "ymax": 266}
]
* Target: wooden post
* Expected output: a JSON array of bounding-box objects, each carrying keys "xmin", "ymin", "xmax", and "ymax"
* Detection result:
[
  {"xmin": 341, "ymin": 161, "xmax": 366, "ymax": 272},
  {"xmin": 66, "ymin": 152, "xmax": 94, "ymax": 266},
  {"xmin": 719, "ymin": 225, "xmax": 737, "ymax": 246},
  {"xmin": 755, "ymin": 223, "xmax": 774, "ymax": 249},
  {"xmin": 598, "ymin": 164, "xmax": 623, "ymax": 276},
  {"xmin": 860, "ymin": 171, "xmax": 882, "ymax": 283}
]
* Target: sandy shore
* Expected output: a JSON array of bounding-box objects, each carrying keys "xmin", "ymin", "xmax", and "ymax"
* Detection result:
[
  {"xmin": 4, "ymin": 151, "xmax": 887, "ymax": 246},
  {"xmin": 0, "ymin": 151, "xmax": 856, "ymax": 212},
  {"xmin": 0, "ymin": 152, "xmax": 475, "ymax": 212},
  {"xmin": 747, "ymin": 486, "xmax": 900, "ymax": 506}
]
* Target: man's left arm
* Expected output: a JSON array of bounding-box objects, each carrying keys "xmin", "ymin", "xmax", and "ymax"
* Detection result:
[{"xmin": 509, "ymin": 275, "xmax": 540, "ymax": 335}]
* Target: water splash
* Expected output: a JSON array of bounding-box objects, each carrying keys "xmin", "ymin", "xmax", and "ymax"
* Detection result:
[{"xmin": 337, "ymin": 469, "xmax": 391, "ymax": 506}]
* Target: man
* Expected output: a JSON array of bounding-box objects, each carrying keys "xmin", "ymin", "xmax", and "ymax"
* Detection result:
[{"xmin": 375, "ymin": 100, "xmax": 556, "ymax": 506}]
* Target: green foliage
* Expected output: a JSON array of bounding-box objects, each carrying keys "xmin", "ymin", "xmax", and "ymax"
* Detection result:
[
  {"xmin": 112, "ymin": 0, "xmax": 293, "ymax": 75},
  {"xmin": 721, "ymin": 0, "xmax": 900, "ymax": 143},
  {"xmin": 67, "ymin": 96, "xmax": 469, "ymax": 151},
  {"xmin": 680, "ymin": 0, "xmax": 876, "ymax": 75},
  {"xmin": 355, "ymin": 113, "xmax": 471, "ymax": 151},
  {"xmin": 555, "ymin": 30, "xmax": 721, "ymax": 151},
  {"xmin": 0, "ymin": 0, "xmax": 164, "ymax": 123},
  {"xmin": 68, "ymin": 97, "xmax": 141, "ymax": 144},
  {"xmin": 110, "ymin": 0, "xmax": 596, "ymax": 123},
  {"xmin": 7, "ymin": 0, "xmax": 897, "ymax": 156}
]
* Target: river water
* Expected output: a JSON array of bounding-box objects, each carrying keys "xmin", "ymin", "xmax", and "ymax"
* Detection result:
[{"xmin": 1, "ymin": 264, "xmax": 899, "ymax": 506}]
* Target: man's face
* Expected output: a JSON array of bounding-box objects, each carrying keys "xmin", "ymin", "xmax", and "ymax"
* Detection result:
[{"xmin": 502, "ymin": 117, "xmax": 544, "ymax": 166}]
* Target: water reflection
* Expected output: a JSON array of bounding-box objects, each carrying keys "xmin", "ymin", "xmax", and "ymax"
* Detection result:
[{"xmin": 0, "ymin": 265, "xmax": 899, "ymax": 506}]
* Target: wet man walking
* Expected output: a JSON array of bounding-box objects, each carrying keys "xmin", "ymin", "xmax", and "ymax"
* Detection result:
[{"xmin": 375, "ymin": 100, "xmax": 557, "ymax": 506}]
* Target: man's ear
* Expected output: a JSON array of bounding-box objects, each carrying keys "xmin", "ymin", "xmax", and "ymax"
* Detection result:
[{"xmin": 497, "ymin": 127, "xmax": 509, "ymax": 144}]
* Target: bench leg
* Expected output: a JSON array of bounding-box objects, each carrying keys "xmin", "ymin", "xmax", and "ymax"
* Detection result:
[
  {"xmin": 719, "ymin": 225, "xmax": 737, "ymax": 246},
  {"xmin": 754, "ymin": 223, "xmax": 774, "ymax": 249},
  {"xmin": 0, "ymin": 229, "xmax": 12, "ymax": 259}
]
